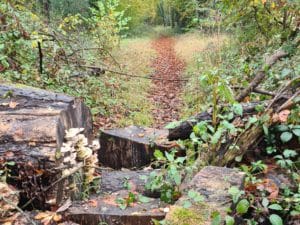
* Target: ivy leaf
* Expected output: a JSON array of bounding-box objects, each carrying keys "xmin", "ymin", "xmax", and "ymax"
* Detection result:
[
  {"xmin": 138, "ymin": 195, "xmax": 151, "ymax": 203},
  {"xmin": 262, "ymin": 198, "xmax": 269, "ymax": 208},
  {"xmin": 211, "ymin": 129, "xmax": 223, "ymax": 144},
  {"xmin": 182, "ymin": 200, "xmax": 192, "ymax": 208},
  {"xmin": 283, "ymin": 149, "xmax": 297, "ymax": 158},
  {"xmin": 236, "ymin": 199, "xmax": 250, "ymax": 214},
  {"xmin": 165, "ymin": 151, "xmax": 174, "ymax": 162},
  {"xmin": 276, "ymin": 125, "xmax": 288, "ymax": 132},
  {"xmin": 154, "ymin": 150, "xmax": 166, "ymax": 161},
  {"xmin": 280, "ymin": 132, "xmax": 293, "ymax": 143},
  {"xmin": 165, "ymin": 121, "xmax": 181, "ymax": 129},
  {"xmin": 211, "ymin": 211, "xmax": 221, "ymax": 225},
  {"xmin": 232, "ymin": 103, "xmax": 243, "ymax": 116},
  {"xmin": 281, "ymin": 68, "xmax": 291, "ymax": 78},
  {"xmin": 292, "ymin": 129, "xmax": 300, "ymax": 137},
  {"xmin": 269, "ymin": 214, "xmax": 283, "ymax": 225},
  {"xmin": 268, "ymin": 204, "xmax": 283, "ymax": 210},
  {"xmin": 225, "ymin": 215, "xmax": 235, "ymax": 225}
]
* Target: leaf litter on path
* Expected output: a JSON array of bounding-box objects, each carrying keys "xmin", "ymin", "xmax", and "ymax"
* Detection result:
[{"xmin": 149, "ymin": 37, "xmax": 185, "ymax": 128}]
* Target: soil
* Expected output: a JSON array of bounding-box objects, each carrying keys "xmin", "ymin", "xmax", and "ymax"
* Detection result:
[{"xmin": 149, "ymin": 36, "xmax": 185, "ymax": 128}]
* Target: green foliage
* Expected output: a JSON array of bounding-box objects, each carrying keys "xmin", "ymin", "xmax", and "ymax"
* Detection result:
[
  {"xmin": 143, "ymin": 149, "xmax": 187, "ymax": 203},
  {"xmin": 219, "ymin": 0, "xmax": 300, "ymax": 48},
  {"xmin": 0, "ymin": 161, "xmax": 16, "ymax": 182},
  {"xmin": 0, "ymin": 0, "xmax": 131, "ymax": 117}
]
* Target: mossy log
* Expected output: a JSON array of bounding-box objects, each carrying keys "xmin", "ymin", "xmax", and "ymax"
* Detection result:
[
  {"xmin": 0, "ymin": 84, "xmax": 93, "ymax": 209},
  {"xmin": 166, "ymin": 166, "xmax": 245, "ymax": 225}
]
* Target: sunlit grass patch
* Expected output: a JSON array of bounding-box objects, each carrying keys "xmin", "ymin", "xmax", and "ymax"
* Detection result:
[
  {"xmin": 107, "ymin": 37, "xmax": 156, "ymax": 127},
  {"xmin": 174, "ymin": 32, "xmax": 229, "ymax": 118}
]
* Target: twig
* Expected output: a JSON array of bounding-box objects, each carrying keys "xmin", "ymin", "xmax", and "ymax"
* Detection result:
[
  {"xmin": 21, "ymin": 164, "xmax": 83, "ymax": 209},
  {"xmin": 236, "ymin": 49, "xmax": 289, "ymax": 102},
  {"xmin": 38, "ymin": 41, "xmax": 43, "ymax": 75},
  {"xmin": 0, "ymin": 196, "xmax": 37, "ymax": 225},
  {"xmin": 266, "ymin": 76, "xmax": 300, "ymax": 111},
  {"xmin": 77, "ymin": 64, "xmax": 188, "ymax": 82},
  {"xmin": 232, "ymin": 86, "xmax": 276, "ymax": 97}
]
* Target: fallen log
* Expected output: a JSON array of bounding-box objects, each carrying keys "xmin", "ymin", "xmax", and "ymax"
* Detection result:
[
  {"xmin": 0, "ymin": 84, "xmax": 93, "ymax": 209},
  {"xmin": 213, "ymin": 77, "xmax": 299, "ymax": 166},
  {"xmin": 168, "ymin": 102, "xmax": 265, "ymax": 140},
  {"xmin": 67, "ymin": 190, "xmax": 166, "ymax": 225}
]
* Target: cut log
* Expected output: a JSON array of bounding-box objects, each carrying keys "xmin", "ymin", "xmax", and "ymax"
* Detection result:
[
  {"xmin": 0, "ymin": 84, "xmax": 93, "ymax": 209},
  {"xmin": 101, "ymin": 170, "xmax": 150, "ymax": 194},
  {"xmin": 99, "ymin": 126, "xmax": 175, "ymax": 169},
  {"xmin": 168, "ymin": 102, "xmax": 266, "ymax": 140},
  {"xmin": 100, "ymin": 169, "xmax": 160, "ymax": 198},
  {"xmin": 165, "ymin": 166, "xmax": 245, "ymax": 225},
  {"xmin": 67, "ymin": 190, "xmax": 166, "ymax": 225}
]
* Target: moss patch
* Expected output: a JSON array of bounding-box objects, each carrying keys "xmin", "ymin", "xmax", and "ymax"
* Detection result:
[{"xmin": 165, "ymin": 205, "xmax": 210, "ymax": 225}]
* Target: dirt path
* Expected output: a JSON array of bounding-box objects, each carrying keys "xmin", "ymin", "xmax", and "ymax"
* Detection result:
[{"xmin": 149, "ymin": 37, "xmax": 185, "ymax": 128}]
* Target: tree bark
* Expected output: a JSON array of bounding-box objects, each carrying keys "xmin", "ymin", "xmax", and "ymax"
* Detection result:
[
  {"xmin": 0, "ymin": 84, "xmax": 93, "ymax": 209},
  {"xmin": 168, "ymin": 102, "xmax": 265, "ymax": 140}
]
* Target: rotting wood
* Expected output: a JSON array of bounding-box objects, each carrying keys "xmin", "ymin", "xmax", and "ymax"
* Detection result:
[
  {"xmin": 168, "ymin": 102, "xmax": 265, "ymax": 140},
  {"xmin": 214, "ymin": 77, "xmax": 299, "ymax": 166},
  {"xmin": 67, "ymin": 190, "xmax": 166, "ymax": 225},
  {"xmin": 0, "ymin": 84, "xmax": 93, "ymax": 209},
  {"xmin": 99, "ymin": 126, "xmax": 175, "ymax": 169}
]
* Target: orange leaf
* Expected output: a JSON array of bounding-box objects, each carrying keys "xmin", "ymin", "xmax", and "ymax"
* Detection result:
[
  {"xmin": 35, "ymin": 212, "xmax": 50, "ymax": 220},
  {"xmin": 53, "ymin": 214, "xmax": 62, "ymax": 222},
  {"xmin": 88, "ymin": 199, "xmax": 98, "ymax": 207},
  {"xmin": 9, "ymin": 101, "xmax": 19, "ymax": 109}
]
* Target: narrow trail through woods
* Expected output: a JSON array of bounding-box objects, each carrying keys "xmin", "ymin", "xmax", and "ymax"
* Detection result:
[{"xmin": 149, "ymin": 37, "xmax": 185, "ymax": 128}]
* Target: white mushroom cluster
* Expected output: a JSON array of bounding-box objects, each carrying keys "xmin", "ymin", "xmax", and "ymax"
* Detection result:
[{"xmin": 60, "ymin": 128, "xmax": 99, "ymax": 195}]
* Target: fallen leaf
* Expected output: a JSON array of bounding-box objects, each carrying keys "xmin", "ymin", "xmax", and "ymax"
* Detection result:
[
  {"xmin": 137, "ymin": 133, "xmax": 145, "ymax": 138},
  {"xmin": 272, "ymin": 113, "xmax": 279, "ymax": 123},
  {"xmin": 258, "ymin": 179, "xmax": 279, "ymax": 200},
  {"xmin": 53, "ymin": 214, "xmax": 62, "ymax": 222},
  {"xmin": 278, "ymin": 110, "xmax": 290, "ymax": 123},
  {"xmin": 9, "ymin": 101, "xmax": 19, "ymax": 109},
  {"xmin": 56, "ymin": 199, "xmax": 72, "ymax": 213},
  {"xmin": 88, "ymin": 199, "xmax": 98, "ymax": 207},
  {"xmin": 35, "ymin": 212, "xmax": 50, "ymax": 220}
]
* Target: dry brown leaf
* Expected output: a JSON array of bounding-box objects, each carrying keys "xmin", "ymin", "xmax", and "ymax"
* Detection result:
[
  {"xmin": 272, "ymin": 113, "xmax": 279, "ymax": 123},
  {"xmin": 35, "ymin": 212, "xmax": 50, "ymax": 220},
  {"xmin": 9, "ymin": 101, "xmax": 19, "ymax": 109},
  {"xmin": 137, "ymin": 133, "xmax": 145, "ymax": 137},
  {"xmin": 278, "ymin": 110, "xmax": 290, "ymax": 123},
  {"xmin": 41, "ymin": 216, "xmax": 53, "ymax": 225},
  {"xmin": 88, "ymin": 199, "xmax": 98, "ymax": 207},
  {"xmin": 53, "ymin": 214, "xmax": 62, "ymax": 222}
]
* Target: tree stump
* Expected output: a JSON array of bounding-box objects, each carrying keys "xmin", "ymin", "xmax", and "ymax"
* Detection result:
[
  {"xmin": 67, "ymin": 190, "xmax": 166, "ymax": 225},
  {"xmin": 99, "ymin": 126, "xmax": 174, "ymax": 169},
  {"xmin": 165, "ymin": 166, "xmax": 245, "ymax": 225},
  {"xmin": 0, "ymin": 84, "xmax": 93, "ymax": 209}
]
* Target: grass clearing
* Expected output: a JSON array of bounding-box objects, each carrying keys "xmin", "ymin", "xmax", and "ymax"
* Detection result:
[
  {"xmin": 107, "ymin": 37, "xmax": 156, "ymax": 127},
  {"xmin": 174, "ymin": 32, "xmax": 229, "ymax": 118}
]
